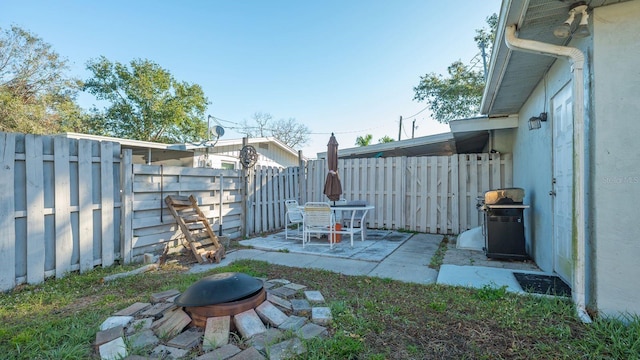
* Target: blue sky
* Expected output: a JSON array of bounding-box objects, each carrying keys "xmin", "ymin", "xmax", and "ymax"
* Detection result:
[{"xmin": 3, "ymin": 0, "xmax": 501, "ymax": 158}]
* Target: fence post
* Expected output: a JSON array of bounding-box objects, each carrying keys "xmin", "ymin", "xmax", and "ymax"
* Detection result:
[
  {"xmin": 242, "ymin": 137, "xmax": 249, "ymax": 237},
  {"xmin": 121, "ymin": 149, "xmax": 133, "ymax": 264},
  {"xmin": 298, "ymin": 150, "xmax": 305, "ymax": 204}
]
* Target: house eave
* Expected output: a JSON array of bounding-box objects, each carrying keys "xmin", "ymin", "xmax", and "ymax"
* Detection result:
[{"xmin": 449, "ymin": 115, "xmax": 519, "ymax": 133}]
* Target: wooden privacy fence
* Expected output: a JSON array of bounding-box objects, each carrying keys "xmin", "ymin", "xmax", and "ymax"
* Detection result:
[
  {"xmin": 0, "ymin": 130, "xmax": 509, "ymax": 292},
  {"xmin": 306, "ymin": 153, "xmax": 513, "ymax": 234},
  {"xmin": 0, "ymin": 130, "xmax": 303, "ymax": 291},
  {"xmin": 246, "ymin": 165, "xmax": 302, "ymax": 236},
  {"xmin": 0, "ymin": 132, "xmax": 125, "ymax": 291},
  {"xmin": 129, "ymin": 165, "xmax": 244, "ymax": 260}
]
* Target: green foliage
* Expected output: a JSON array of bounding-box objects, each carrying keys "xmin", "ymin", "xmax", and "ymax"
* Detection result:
[
  {"xmin": 474, "ymin": 283, "xmax": 508, "ymax": 301},
  {"xmin": 355, "ymin": 134, "xmax": 396, "ymax": 146},
  {"xmin": 0, "ymin": 26, "xmax": 87, "ymax": 134},
  {"xmin": 429, "ymin": 236, "xmax": 449, "ymax": 270},
  {"xmin": 413, "ymin": 13, "xmax": 497, "ymax": 123},
  {"xmin": 355, "ymin": 134, "xmax": 372, "ymax": 147},
  {"xmin": 413, "ymin": 60, "xmax": 485, "ymax": 123},
  {"xmin": 576, "ymin": 315, "xmax": 640, "ymax": 359},
  {"xmin": 83, "ymin": 56, "xmax": 209, "ymax": 143},
  {"xmin": 474, "ymin": 14, "xmax": 498, "ymax": 60},
  {"xmin": 2, "ymin": 259, "xmax": 639, "ymax": 359}
]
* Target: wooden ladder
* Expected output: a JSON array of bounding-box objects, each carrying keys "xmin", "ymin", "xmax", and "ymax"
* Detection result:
[{"xmin": 164, "ymin": 195, "xmax": 226, "ymax": 264}]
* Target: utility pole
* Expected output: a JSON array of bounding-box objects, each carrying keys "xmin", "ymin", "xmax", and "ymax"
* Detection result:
[
  {"xmin": 398, "ymin": 116, "xmax": 403, "ymax": 141},
  {"xmin": 480, "ymin": 41, "xmax": 488, "ymax": 81},
  {"xmin": 412, "ymin": 119, "xmax": 416, "ymax": 139}
]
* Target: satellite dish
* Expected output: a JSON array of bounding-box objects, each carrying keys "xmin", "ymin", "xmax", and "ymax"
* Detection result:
[{"xmin": 208, "ymin": 125, "xmax": 224, "ymax": 140}]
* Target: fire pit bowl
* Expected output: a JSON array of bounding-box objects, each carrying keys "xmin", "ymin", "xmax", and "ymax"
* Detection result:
[
  {"xmin": 174, "ymin": 272, "xmax": 266, "ymax": 328},
  {"xmin": 174, "ymin": 272, "xmax": 263, "ymax": 307}
]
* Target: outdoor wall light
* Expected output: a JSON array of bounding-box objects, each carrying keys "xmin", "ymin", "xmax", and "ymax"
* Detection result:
[
  {"xmin": 528, "ymin": 112, "xmax": 548, "ymax": 131},
  {"xmin": 573, "ymin": 7, "xmax": 590, "ymax": 38},
  {"xmin": 554, "ymin": 1, "xmax": 590, "ymax": 39}
]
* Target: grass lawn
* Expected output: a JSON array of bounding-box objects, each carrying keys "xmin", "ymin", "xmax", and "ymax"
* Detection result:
[{"xmin": 1, "ymin": 254, "xmax": 639, "ymax": 359}]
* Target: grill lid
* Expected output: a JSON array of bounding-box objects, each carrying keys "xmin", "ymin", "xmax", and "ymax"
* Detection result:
[
  {"xmin": 174, "ymin": 272, "xmax": 263, "ymax": 307},
  {"xmin": 484, "ymin": 188, "xmax": 525, "ymax": 205}
]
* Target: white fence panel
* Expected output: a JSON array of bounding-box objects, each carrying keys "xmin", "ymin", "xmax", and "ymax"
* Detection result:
[
  {"xmin": 130, "ymin": 164, "xmax": 243, "ymax": 258},
  {"xmin": 246, "ymin": 165, "xmax": 301, "ymax": 235},
  {"xmin": 1, "ymin": 129, "xmax": 511, "ymax": 292},
  {"xmin": 306, "ymin": 153, "xmax": 512, "ymax": 235},
  {"xmin": 0, "ymin": 133, "xmax": 123, "ymax": 291}
]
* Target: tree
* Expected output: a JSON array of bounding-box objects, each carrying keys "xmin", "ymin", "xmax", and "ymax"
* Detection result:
[
  {"xmin": 270, "ymin": 118, "xmax": 309, "ymax": 149},
  {"xmin": 83, "ymin": 56, "xmax": 209, "ymax": 143},
  {"xmin": 241, "ymin": 111, "xmax": 310, "ymax": 149},
  {"xmin": 0, "ymin": 26, "xmax": 86, "ymax": 134},
  {"xmin": 378, "ymin": 135, "xmax": 394, "ymax": 144},
  {"xmin": 241, "ymin": 112, "xmax": 272, "ymax": 138},
  {"xmin": 413, "ymin": 14, "xmax": 497, "ymax": 123},
  {"xmin": 355, "ymin": 134, "xmax": 373, "ymax": 147}
]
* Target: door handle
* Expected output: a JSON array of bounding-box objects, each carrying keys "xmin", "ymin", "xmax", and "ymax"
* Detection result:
[{"xmin": 549, "ymin": 191, "xmax": 556, "ymax": 196}]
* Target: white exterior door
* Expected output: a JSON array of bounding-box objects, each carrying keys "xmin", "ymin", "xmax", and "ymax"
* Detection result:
[{"xmin": 552, "ymin": 84, "xmax": 574, "ymax": 283}]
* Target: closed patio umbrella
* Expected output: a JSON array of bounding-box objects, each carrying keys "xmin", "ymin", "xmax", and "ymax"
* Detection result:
[{"xmin": 323, "ymin": 133, "xmax": 342, "ymax": 202}]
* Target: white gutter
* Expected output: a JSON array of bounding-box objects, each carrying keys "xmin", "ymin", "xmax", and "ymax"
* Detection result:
[{"xmin": 504, "ymin": 25, "xmax": 591, "ymax": 323}]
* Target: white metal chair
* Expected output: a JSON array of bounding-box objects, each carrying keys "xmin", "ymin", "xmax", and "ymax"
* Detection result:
[
  {"xmin": 285, "ymin": 199, "xmax": 304, "ymax": 241},
  {"xmin": 302, "ymin": 202, "xmax": 336, "ymax": 249},
  {"xmin": 342, "ymin": 200, "xmax": 369, "ymax": 243}
]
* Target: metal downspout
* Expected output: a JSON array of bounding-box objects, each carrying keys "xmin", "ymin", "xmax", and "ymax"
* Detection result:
[{"xmin": 504, "ymin": 25, "xmax": 591, "ymax": 323}]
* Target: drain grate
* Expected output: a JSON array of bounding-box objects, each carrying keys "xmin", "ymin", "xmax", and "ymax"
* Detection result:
[{"xmin": 513, "ymin": 272, "xmax": 571, "ymax": 297}]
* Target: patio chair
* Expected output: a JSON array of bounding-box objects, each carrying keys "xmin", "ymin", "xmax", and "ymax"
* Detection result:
[
  {"xmin": 342, "ymin": 200, "xmax": 369, "ymax": 242},
  {"xmin": 302, "ymin": 202, "xmax": 336, "ymax": 249},
  {"xmin": 285, "ymin": 199, "xmax": 304, "ymax": 241}
]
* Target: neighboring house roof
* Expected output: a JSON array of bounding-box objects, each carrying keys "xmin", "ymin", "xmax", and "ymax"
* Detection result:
[
  {"xmin": 61, "ymin": 132, "xmax": 185, "ymax": 150},
  {"xmin": 209, "ymin": 137, "xmax": 304, "ymax": 160},
  {"xmin": 482, "ymin": 0, "xmax": 630, "ymax": 116},
  {"xmin": 61, "ymin": 133, "xmax": 304, "ymax": 167},
  {"xmin": 316, "ymin": 130, "xmax": 492, "ymax": 159}
]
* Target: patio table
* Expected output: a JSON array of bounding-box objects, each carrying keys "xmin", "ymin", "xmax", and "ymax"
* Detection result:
[{"xmin": 300, "ymin": 204, "xmax": 374, "ymax": 246}]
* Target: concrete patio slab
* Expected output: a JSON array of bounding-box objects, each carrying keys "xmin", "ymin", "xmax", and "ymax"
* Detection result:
[
  {"xmin": 238, "ymin": 230, "xmax": 410, "ymax": 262},
  {"xmin": 436, "ymin": 264, "xmax": 550, "ymax": 294},
  {"xmin": 187, "ymin": 230, "xmax": 549, "ymax": 293}
]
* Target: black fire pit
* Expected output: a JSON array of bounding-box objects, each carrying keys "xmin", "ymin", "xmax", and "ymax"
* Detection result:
[{"xmin": 175, "ymin": 272, "xmax": 266, "ymax": 327}]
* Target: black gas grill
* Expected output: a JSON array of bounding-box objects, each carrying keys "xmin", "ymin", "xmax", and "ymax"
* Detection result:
[{"xmin": 478, "ymin": 188, "xmax": 529, "ymax": 260}]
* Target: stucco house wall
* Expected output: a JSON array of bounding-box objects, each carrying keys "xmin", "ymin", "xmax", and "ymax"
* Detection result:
[
  {"xmin": 510, "ymin": 56, "xmax": 575, "ymax": 274},
  {"xmin": 202, "ymin": 138, "xmax": 301, "ymax": 169},
  {"xmin": 592, "ymin": 1, "xmax": 640, "ymax": 317},
  {"xmin": 506, "ymin": 0, "xmax": 640, "ymax": 318},
  {"xmin": 489, "ymin": 128, "xmax": 515, "ymax": 155}
]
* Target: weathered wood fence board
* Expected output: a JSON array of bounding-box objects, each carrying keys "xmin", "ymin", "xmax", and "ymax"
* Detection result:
[
  {"xmin": 306, "ymin": 153, "xmax": 512, "ymax": 234},
  {"xmin": 0, "ymin": 133, "xmax": 17, "ymax": 291},
  {"xmin": 0, "ymin": 133, "xmax": 124, "ymax": 291}
]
